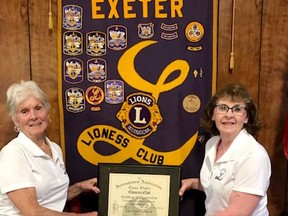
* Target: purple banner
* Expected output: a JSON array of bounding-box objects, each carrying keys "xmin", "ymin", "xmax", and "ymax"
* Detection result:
[{"xmin": 58, "ymin": 0, "xmax": 217, "ymax": 214}]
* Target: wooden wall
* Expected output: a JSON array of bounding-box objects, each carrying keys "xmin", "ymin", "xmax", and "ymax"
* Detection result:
[{"xmin": 0, "ymin": 0, "xmax": 287, "ymax": 215}]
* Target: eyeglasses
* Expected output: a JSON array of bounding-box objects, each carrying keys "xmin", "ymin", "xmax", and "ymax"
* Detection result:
[{"xmin": 215, "ymin": 104, "xmax": 247, "ymax": 116}]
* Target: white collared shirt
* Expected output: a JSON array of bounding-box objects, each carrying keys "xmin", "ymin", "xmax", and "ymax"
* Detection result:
[
  {"xmin": 0, "ymin": 132, "xmax": 69, "ymax": 215},
  {"xmin": 200, "ymin": 129, "xmax": 271, "ymax": 216}
]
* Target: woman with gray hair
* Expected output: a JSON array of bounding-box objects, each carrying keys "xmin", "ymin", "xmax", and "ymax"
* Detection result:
[{"xmin": 0, "ymin": 80, "xmax": 99, "ymax": 216}]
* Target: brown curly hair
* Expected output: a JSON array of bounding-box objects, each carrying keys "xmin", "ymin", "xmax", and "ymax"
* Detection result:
[{"xmin": 200, "ymin": 83, "xmax": 261, "ymax": 136}]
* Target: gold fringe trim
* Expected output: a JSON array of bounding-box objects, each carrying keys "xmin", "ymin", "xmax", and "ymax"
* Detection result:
[
  {"xmin": 230, "ymin": 0, "xmax": 236, "ymax": 70},
  {"xmin": 49, "ymin": 0, "xmax": 53, "ymax": 29}
]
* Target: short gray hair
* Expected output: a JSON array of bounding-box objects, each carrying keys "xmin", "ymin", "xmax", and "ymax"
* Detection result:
[{"xmin": 7, "ymin": 80, "xmax": 51, "ymax": 120}]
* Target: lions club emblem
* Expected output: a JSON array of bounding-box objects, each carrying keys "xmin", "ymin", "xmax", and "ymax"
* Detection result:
[{"xmin": 117, "ymin": 92, "xmax": 162, "ymax": 139}]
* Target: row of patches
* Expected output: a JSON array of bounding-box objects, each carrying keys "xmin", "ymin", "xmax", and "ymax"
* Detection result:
[
  {"xmin": 63, "ymin": 21, "xmax": 204, "ymax": 56},
  {"xmin": 64, "ymin": 58, "xmax": 106, "ymax": 83},
  {"xmin": 63, "ymin": 28, "xmax": 127, "ymax": 55},
  {"xmin": 63, "ymin": 4, "xmax": 205, "ymax": 42},
  {"xmin": 65, "ymin": 81, "xmax": 124, "ymax": 112},
  {"xmin": 64, "ymin": 58, "xmax": 206, "ymax": 85},
  {"xmin": 66, "ymin": 82, "xmax": 202, "ymax": 115},
  {"xmin": 62, "ymin": 4, "xmax": 205, "ymax": 56}
]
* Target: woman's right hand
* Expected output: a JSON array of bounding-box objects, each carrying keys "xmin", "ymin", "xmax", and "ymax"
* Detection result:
[{"xmin": 179, "ymin": 178, "xmax": 202, "ymax": 196}]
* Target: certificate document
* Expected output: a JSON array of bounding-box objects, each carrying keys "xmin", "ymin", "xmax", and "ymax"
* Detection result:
[
  {"xmin": 108, "ymin": 173, "xmax": 170, "ymax": 215},
  {"xmin": 98, "ymin": 163, "xmax": 180, "ymax": 216}
]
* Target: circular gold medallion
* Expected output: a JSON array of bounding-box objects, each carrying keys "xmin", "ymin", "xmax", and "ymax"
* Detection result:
[
  {"xmin": 85, "ymin": 86, "xmax": 104, "ymax": 105},
  {"xmin": 185, "ymin": 22, "xmax": 204, "ymax": 42},
  {"xmin": 183, "ymin": 94, "xmax": 201, "ymax": 113}
]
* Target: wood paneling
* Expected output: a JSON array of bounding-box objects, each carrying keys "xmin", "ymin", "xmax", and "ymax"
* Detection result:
[
  {"xmin": 258, "ymin": 0, "xmax": 288, "ymax": 213},
  {"xmin": 0, "ymin": 0, "xmax": 30, "ymax": 148},
  {"xmin": 28, "ymin": 0, "xmax": 60, "ymax": 142},
  {"xmin": 0, "ymin": 0, "xmax": 287, "ymax": 215},
  {"xmin": 217, "ymin": 0, "xmax": 262, "ymax": 100}
]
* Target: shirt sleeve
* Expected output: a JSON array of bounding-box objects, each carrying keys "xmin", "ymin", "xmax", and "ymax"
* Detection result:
[
  {"xmin": 0, "ymin": 147, "xmax": 36, "ymax": 194},
  {"xmin": 233, "ymin": 147, "xmax": 271, "ymax": 196}
]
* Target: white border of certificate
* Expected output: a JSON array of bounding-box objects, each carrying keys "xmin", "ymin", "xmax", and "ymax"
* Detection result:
[{"xmin": 98, "ymin": 163, "xmax": 181, "ymax": 216}]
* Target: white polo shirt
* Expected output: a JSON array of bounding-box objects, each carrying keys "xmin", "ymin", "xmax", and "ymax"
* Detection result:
[
  {"xmin": 200, "ymin": 129, "xmax": 271, "ymax": 216},
  {"xmin": 0, "ymin": 132, "xmax": 69, "ymax": 215}
]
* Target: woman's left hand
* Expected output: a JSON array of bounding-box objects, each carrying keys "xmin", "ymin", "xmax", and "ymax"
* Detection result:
[{"xmin": 78, "ymin": 178, "xmax": 100, "ymax": 194}]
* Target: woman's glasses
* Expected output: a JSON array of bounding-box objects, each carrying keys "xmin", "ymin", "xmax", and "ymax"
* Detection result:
[{"xmin": 215, "ymin": 104, "xmax": 247, "ymax": 116}]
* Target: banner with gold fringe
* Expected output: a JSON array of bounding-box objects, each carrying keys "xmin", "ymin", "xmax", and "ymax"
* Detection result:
[{"xmin": 58, "ymin": 0, "xmax": 218, "ymax": 214}]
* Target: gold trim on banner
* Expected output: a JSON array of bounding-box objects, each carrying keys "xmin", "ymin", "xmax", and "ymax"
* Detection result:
[
  {"xmin": 48, "ymin": 0, "xmax": 53, "ymax": 29},
  {"xmin": 230, "ymin": 0, "xmax": 236, "ymax": 70},
  {"xmin": 213, "ymin": 0, "xmax": 218, "ymax": 94},
  {"xmin": 57, "ymin": 0, "xmax": 66, "ymax": 161}
]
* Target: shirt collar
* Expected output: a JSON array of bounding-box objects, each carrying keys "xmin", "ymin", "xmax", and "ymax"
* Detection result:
[
  {"xmin": 215, "ymin": 129, "xmax": 248, "ymax": 163},
  {"xmin": 18, "ymin": 132, "xmax": 58, "ymax": 160}
]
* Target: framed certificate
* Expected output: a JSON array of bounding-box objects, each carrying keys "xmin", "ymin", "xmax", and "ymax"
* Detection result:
[{"xmin": 98, "ymin": 163, "xmax": 181, "ymax": 216}]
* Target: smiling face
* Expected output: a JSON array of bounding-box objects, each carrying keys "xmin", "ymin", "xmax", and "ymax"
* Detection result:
[
  {"xmin": 13, "ymin": 96, "xmax": 49, "ymax": 142},
  {"xmin": 212, "ymin": 97, "xmax": 248, "ymax": 139}
]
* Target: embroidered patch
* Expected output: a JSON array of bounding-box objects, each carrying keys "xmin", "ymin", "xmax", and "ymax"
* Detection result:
[
  {"xmin": 63, "ymin": 4, "xmax": 83, "ymax": 30},
  {"xmin": 65, "ymin": 87, "xmax": 85, "ymax": 113},
  {"xmin": 85, "ymin": 86, "xmax": 104, "ymax": 106},
  {"xmin": 63, "ymin": 31, "xmax": 83, "ymax": 55},
  {"xmin": 64, "ymin": 58, "xmax": 83, "ymax": 83},
  {"xmin": 107, "ymin": 25, "xmax": 127, "ymax": 50},
  {"xmin": 87, "ymin": 58, "xmax": 107, "ymax": 83},
  {"xmin": 117, "ymin": 92, "xmax": 162, "ymax": 139},
  {"xmin": 105, "ymin": 80, "xmax": 124, "ymax": 104},
  {"xmin": 138, "ymin": 23, "xmax": 154, "ymax": 39},
  {"xmin": 86, "ymin": 31, "xmax": 106, "ymax": 56}
]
